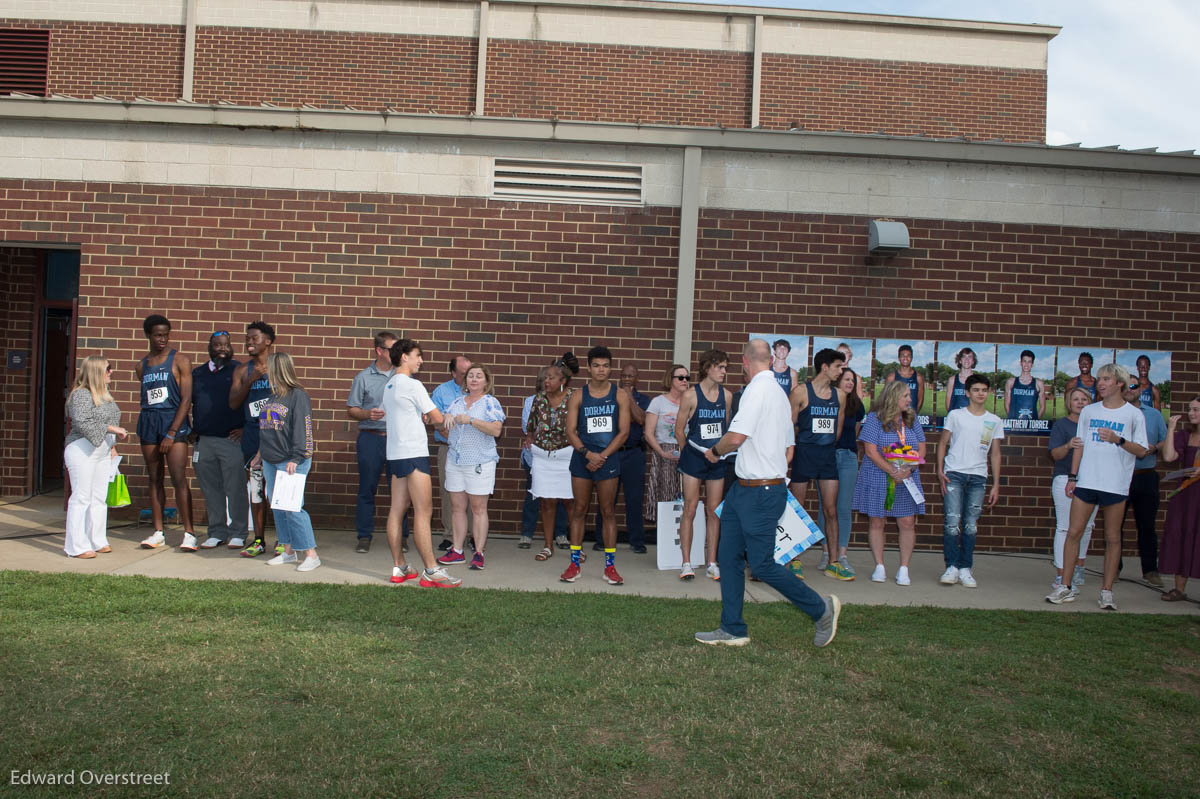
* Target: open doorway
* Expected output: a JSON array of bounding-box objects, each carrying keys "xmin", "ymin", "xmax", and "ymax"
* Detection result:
[{"xmin": 35, "ymin": 251, "xmax": 80, "ymax": 494}]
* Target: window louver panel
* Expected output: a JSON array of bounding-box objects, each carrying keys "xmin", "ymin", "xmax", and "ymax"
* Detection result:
[
  {"xmin": 0, "ymin": 29, "xmax": 50, "ymax": 97},
  {"xmin": 492, "ymin": 159, "xmax": 643, "ymax": 207}
]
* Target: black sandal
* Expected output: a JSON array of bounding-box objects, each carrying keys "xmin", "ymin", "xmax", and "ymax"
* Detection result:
[{"xmin": 1161, "ymin": 589, "xmax": 1188, "ymax": 602}]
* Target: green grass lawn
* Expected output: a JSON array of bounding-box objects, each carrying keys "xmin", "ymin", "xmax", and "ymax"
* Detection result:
[{"xmin": 2, "ymin": 571, "xmax": 1198, "ymax": 798}]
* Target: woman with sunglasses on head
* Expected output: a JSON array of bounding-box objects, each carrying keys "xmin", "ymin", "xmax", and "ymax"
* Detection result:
[
  {"xmin": 643, "ymin": 364, "xmax": 689, "ymax": 529},
  {"xmin": 64, "ymin": 356, "xmax": 128, "ymax": 558}
]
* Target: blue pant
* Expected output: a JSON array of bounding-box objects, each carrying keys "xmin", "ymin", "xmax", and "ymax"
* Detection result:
[
  {"xmin": 817, "ymin": 447, "xmax": 858, "ymax": 550},
  {"xmin": 717, "ymin": 481, "xmax": 826, "ymax": 637},
  {"xmin": 356, "ymin": 430, "xmax": 408, "ymax": 541},
  {"xmin": 521, "ymin": 461, "xmax": 567, "ymax": 537},
  {"xmin": 942, "ymin": 471, "xmax": 986, "ymax": 569},
  {"xmin": 592, "ymin": 447, "xmax": 646, "ymax": 547},
  {"xmin": 262, "ymin": 459, "xmax": 317, "ymax": 552}
]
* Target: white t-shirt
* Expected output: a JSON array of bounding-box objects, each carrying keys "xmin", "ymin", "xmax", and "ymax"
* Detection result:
[
  {"xmin": 647, "ymin": 395, "xmax": 680, "ymax": 447},
  {"xmin": 1076, "ymin": 401, "xmax": 1148, "ymax": 495},
  {"xmin": 943, "ymin": 407, "xmax": 1005, "ymax": 477},
  {"xmin": 383, "ymin": 373, "xmax": 437, "ymax": 460},
  {"xmin": 729, "ymin": 370, "xmax": 793, "ymax": 480}
]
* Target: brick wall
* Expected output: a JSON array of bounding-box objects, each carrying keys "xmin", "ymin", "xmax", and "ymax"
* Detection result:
[
  {"xmin": 3, "ymin": 178, "xmax": 1195, "ymax": 551},
  {"xmin": 0, "ymin": 19, "xmax": 184, "ymax": 101},
  {"xmin": 759, "ymin": 54, "xmax": 1046, "ymax": 142},
  {"xmin": 193, "ymin": 27, "xmax": 476, "ymax": 113},
  {"xmin": 0, "ymin": 248, "xmax": 38, "ymax": 497},
  {"xmin": 486, "ymin": 39, "xmax": 752, "ymax": 128}
]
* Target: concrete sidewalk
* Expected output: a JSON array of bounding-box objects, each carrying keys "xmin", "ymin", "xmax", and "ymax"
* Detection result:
[{"xmin": 2, "ymin": 501, "xmax": 1196, "ymax": 615}]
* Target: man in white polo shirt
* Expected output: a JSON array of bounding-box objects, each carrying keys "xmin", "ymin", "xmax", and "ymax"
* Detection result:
[{"xmin": 695, "ymin": 339, "xmax": 841, "ymax": 648}]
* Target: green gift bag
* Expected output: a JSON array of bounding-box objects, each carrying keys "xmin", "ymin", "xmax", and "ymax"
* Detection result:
[{"xmin": 106, "ymin": 473, "xmax": 131, "ymax": 508}]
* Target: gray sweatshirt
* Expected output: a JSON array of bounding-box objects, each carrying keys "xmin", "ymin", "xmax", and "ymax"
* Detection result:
[
  {"xmin": 257, "ymin": 388, "xmax": 315, "ymax": 465},
  {"xmin": 65, "ymin": 388, "xmax": 121, "ymax": 448}
]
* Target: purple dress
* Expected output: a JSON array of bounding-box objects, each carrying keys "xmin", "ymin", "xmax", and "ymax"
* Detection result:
[
  {"xmin": 1160, "ymin": 431, "xmax": 1200, "ymax": 579},
  {"xmin": 852, "ymin": 412, "xmax": 926, "ymax": 518}
]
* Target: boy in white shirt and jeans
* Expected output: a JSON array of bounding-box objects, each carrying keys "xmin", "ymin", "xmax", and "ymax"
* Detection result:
[{"xmin": 936, "ymin": 374, "xmax": 1003, "ymax": 588}]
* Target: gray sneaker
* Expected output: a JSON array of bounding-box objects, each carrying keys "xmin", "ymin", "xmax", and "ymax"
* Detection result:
[
  {"xmin": 838, "ymin": 555, "xmax": 855, "ymax": 578},
  {"xmin": 1073, "ymin": 565, "xmax": 1086, "ymax": 587},
  {"xmin": 817, "ymin": 552, "xmax": 829, "ymax": 571},
  {"xmin": 694, "ymin": 628, "xmax": 749, "ymax": 647},
  {"xmin": 813, "ymin": 595, "xmax": 841, "ymax": 648},
  {"xmin": 1098, "ymin": 589, "xmax": 1117, "ymax": 611},
  {"xmin": 1046, "ymin": 584, "xmax": 1078, "ymax": 604}
]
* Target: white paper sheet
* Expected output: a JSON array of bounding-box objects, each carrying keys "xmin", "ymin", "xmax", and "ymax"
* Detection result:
[{"xmin": 270, "ymin": 470, "xmax": 307, "ymax": 512}]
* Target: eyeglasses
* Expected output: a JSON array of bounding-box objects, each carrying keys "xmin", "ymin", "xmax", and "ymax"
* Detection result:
[{"xmin": 673, "ymin": 374, "xmax": 690, "ymax": 381}]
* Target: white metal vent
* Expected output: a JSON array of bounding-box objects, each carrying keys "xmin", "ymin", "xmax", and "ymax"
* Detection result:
[{"xmin": 492, "ymin": 158, "xmax": 643, "ymax": 207}]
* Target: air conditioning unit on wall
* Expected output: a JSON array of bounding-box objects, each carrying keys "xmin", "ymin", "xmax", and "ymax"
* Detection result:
[{"xmin": 868, "ymin": 220, "xmax": 910, "ymax": 257}]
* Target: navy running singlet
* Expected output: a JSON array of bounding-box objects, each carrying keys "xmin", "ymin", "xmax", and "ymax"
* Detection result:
[
  {"xmin": 685, "ymin": 384, "xmax": 727, "ymax": 450},
  {"xmin": 891, "ymin": 370, "xmax": 920, "ymax": 411},
  {"xmin": 795, "ymin": 380, "xmax": 839, "ymax": 446},
  {"xmin": 1075, "ymin": 375, "xmax": 1098, "ymax": 401},
  {"xmin": 577, "ymin": 383, "xmax": 619, "ymax": 453},
  {"xmin": 946, "ymin": 375, "xmax": 969, "ymax": 413},
  {"xmin": 1139, "ymin": 384, "xmax": 1154, "ymax": 407},
  {"xmin": 140, "ymin": 349, "xmax": 182, "ymax": 413},
  {"xmin": 772, "ymin": 366, "xmax": 793, "ymax": 395},
  {"xmin": 1008, "ymin": 376, "xmax": 1039, "ymax": 420},
  {"xmin": 241, "ymin": 361, "xmax": 273, "ymax": 462}
]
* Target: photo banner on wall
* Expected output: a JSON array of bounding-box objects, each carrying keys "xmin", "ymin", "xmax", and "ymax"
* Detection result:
[
  {"xmin": 873, "ymin": 339, "xmax": 934, "ymax": 429},
  {"xmin": 1116, "ymin": 349, "xmax": 1171, "ymax": 420},
  {"xmin": 812, "ymin": 337, "xmax": 872, "ymax": 409},
  {"xmin": 750, "ymin": 334, "xmax": 809, "ymax": 394},
  {"xmin": 934, "ymin": 341, "xmax": 997, "ymax": 427},
  {"xmin": 1053, "ymin": 347, "xmax": 1114, "ymax": 416},
  {"xmin": 996, "ymin": 345, "xmax": 1054, "ymax": 433}
]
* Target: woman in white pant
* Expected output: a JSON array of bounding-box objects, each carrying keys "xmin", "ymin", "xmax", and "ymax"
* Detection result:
[
  {"xmin": 1048, "ymin": 386, "xmax": 1096, "ymax": 588},
  {"xmin": 64, "ymin": 355, "xmax": 128, "ymax": 558}
]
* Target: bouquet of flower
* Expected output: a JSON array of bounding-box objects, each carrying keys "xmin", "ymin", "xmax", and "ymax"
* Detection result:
[{"xmin": 883, "ymin": 444, "xmax": 924, "ymax": 509}]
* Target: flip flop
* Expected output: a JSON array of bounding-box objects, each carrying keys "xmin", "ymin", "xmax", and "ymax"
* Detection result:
[
  {"xmin": 535, "ymin": 547, "xmax": 553, "ymax": 561},
  {"xmin": 1161, "ymin": 589, "xmax": 1188, "ymax": 602}
]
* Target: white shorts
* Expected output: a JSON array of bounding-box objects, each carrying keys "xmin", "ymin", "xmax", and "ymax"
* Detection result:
[
  {"xmin": 444, "ymin": 460, "xmax": 497, "ymax": 495},
  {"xmin": 530, "ymin": 445, "xmax": 574, "ymax": 499}
]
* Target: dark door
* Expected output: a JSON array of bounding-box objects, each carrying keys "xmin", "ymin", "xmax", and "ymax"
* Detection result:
[{"xmin": 39, "ymin": 308, "xmax": 72, "ymax": 487}]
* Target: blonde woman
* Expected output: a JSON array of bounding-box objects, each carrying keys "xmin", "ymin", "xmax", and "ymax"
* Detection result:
[
  {"xmin": 852, "ymin": 379, "xmax": 927, "ymax": 586},
  {"xmin": 64, "ymin": 355, "xmax": 128, "ymax": 558},
  {"xmin": 643, "ymin": 364, "xmax": 688, "ymax": 526},
  {"xmin": 256, "ymin": 352, "xmax": 320, "ymax": 572}
]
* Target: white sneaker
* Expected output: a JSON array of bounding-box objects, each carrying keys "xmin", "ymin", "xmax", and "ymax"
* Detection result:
[
  {"xmin": 140, "ymin": 531, "xmax": 165, "ymax": 549},
  {"xmin": 1046, "ymin": 584, "xmax": 1078, "ymax": 604},
  {"xmin": 870, "ymin": 564, "xmax": 886, "ymax": 583},
  {"xmin": 267, "ymin": 552, "xmax": 298, "ymax": 565},
  {"xmin": 1098, "ymin": 589, "xmax": 1117, "ymax": 611},
  {"xmin": 895, "ymin": 566, "xmax": 911, "ymax": 586},
  {"xmin": 680, "ymin": 562, "xmax": 695, "ymax": 580},
  {"xmin": 296, "ymin": 556, "xmax": 322, "ymax": 572},
  {"xmin": 939, "ymin": 566, "xmax": 959, "ymax": 585},
  {"xmin": 200, "ymin": 537, "xmax": 222, "ymax": 549},
  {"xmin": 959, "ymin": 568, "xmax": 977, "ymax": 588},
  {"xmin": 706, "ymin": 563, "xmax": 721, "ymax": 581},
  {"xmin": 179, "ymin": 533, "xmax": 199, "ymax": 552},
  {"xmin": 227, "ymin": 537, "xmax": 245, "ymax": 549}
]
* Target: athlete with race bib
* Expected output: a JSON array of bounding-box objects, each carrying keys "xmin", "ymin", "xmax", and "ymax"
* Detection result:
[{"xmin": 675, "ymin": 349, "xmax": 731, "ymax": 582}]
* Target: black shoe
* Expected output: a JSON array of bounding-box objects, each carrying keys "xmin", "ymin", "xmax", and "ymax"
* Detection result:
[
  {"xmin": 438, "ymin": 539, "xmax": 453, "ymax": 551},
  {"xmin": 631, "ymin": 544, "xmax": 648, "ymax": 554},
  {"xmin": 355, "ymin": 538, "xmax": 370, "ymax": 554},
  {"xmin": 592, "ymin": 541, "xmax": 604, "ymax": 552}
]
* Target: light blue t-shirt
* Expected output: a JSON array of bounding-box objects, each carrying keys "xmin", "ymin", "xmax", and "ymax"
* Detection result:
[
  {"xmin": 1135, "ymin": 404, "xmax": 1168, "ymax": 470},
  {"xmin": 431, "ymin": 378, "xmax": 466, "ymax": 444}
]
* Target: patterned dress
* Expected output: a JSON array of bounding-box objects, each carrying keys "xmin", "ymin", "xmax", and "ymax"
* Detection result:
[
  {"xmin": 851, "ymin": 412, "xmax": 926, "ymax": 518},
  {"xmin": 526, "ymin": 388, "xmax": 573, "ymax": 450},
  {"xmin": 1160, "ymin": 431, "xmax": 1200, "ymax": 579}
]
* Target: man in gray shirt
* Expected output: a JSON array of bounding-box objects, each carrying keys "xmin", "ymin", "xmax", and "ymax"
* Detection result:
[{"xmin": 347, "ymin": 330, "xmax": 405, "ymax": 553}]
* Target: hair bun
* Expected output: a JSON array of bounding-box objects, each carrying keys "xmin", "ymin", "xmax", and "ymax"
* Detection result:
[{"xmin": 560, "ymin": 352, "xmax": 579, "ymax": 375}]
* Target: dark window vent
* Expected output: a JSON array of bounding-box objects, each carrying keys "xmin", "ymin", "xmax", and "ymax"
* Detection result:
[{"xmin": 0, "ymin": 29, "xmax": 50, "ymax": 97}]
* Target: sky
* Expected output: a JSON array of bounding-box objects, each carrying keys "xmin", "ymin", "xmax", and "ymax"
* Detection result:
[{"xmin": 685, "ymin": 0, "xmax": 1200, "ymax": 153}]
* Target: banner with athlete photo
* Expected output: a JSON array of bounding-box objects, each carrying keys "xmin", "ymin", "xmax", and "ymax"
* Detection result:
[
  {"xmin": 873, "ymin": 339, "xmax": 935, "ymax": 429},
  {"xmin": 1116, "ymin": 349, "xmax": 1170, "ymax": 421},
  {"xmin": 812, "ymin": 337, "xmax": 872, "ymax": 410},
  {"xmin": 996, "ymin": 344, "xmax": 1054, "ymax": 434},
  {"xmin": 750, "ymin": 334, "xmax": 808, "ymax": 394},
  {"xmin": 933, "ymin": 341, "xmax": 996, "ymax": 428},
  {"xmin": 1051, "ymin": 347, "xmax": 1114, "ymax": 419}
]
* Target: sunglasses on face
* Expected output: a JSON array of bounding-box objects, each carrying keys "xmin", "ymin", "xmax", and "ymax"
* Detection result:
[{"xmin": 673, "ymin": 374, "xmax": 690, "ymax": 381}]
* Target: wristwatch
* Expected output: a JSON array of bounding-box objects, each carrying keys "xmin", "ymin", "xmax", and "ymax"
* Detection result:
[{"xmin": 1117, "ymin": 437, "xmax": 1126, "ymax": 447}]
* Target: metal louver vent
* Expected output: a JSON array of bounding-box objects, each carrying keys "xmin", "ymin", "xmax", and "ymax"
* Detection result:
[
  {"xmin": 492, "ymin": 158, "xmax": 643, "ymax": 206},
  {"xmin": 0, "ymin": 29, "xmax": 50, "ymax": 97}
]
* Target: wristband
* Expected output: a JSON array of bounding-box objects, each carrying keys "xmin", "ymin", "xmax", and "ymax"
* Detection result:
[
  {"xmin": 1067, "ymin": 473, "xmax": 1077, "ymax": 481},
  {"xmin": 165, "ymin": 431, "xmax": 176, "ymax": 439}
]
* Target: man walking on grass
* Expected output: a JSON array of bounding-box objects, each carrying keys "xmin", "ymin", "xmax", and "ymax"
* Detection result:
[{"xmin": 695, "ymin": 339, "xmax": 841, "ymax": 648}]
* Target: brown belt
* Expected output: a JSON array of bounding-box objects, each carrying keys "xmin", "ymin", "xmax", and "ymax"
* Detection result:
[{"xmin": 738, "ymin": 478, "xmax": 785, "ymax": 487}]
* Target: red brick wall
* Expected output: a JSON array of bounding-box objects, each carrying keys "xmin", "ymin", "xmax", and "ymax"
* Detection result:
[
  {"xmin": 193, "ymin": 27, "xmax": 476, "ymax": 113},
  {"xmin": 4, "ymin": 178, "xmax": 1194, "ymax": 551},
  {"xmin": 486, "ymin": 39, "xmax": 752, "ymax": 127},
  {"xmin": 760, "ymin": 54, "xmax": 1046, "ymax": 142},
  {"xmin": 0, "ymin": 248, "xmax": 38, "ymax": 497},
  {"xmin": 0, "ymin": 19, "xmax": 184, "ymax": 101}
]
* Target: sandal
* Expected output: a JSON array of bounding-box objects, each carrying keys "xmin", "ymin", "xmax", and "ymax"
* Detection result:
[
  {"xmin": 535, "ymin": 547, "xmax": 553, "ymax": 561},
  {"xmin": 1161, "ymin": 589, "xmax": 1188, "ymax": 602}
]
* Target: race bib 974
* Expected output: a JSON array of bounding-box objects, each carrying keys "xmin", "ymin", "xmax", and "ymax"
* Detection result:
[
  {"xmin": 146, "ymin": 386, "xmax": 168, "ymax": 405},
  {"xmin": 586, "ymin": 415, "xmax": 612, "ymax": 435},
  {"xmin": 700, "ymin": 422, "xmax": 722, "ymax": 440}
]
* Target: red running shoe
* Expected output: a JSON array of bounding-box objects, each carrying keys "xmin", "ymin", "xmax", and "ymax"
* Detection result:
[
  {"xmin": 390, "ymin": 565, "xmax": 419, "ymax": 584},
  {"xmin": 604, "ymin": 565, "xmax": 624, "ymax": 586},
  {"xmin": 560, "ymin": 562, "xmax": 581, "ymax": 583}
]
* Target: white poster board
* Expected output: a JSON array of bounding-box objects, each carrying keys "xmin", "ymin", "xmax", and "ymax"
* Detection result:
[{"xmin": 655, "ymin": 500, "xmax": 707, "ymax": 570}]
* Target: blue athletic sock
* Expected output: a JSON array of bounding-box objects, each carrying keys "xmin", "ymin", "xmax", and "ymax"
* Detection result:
[
  {"xmin": 605, "ymin": 547, "xmax": 615, "ymax": 567},
  {"xmin": 570, "ymin": 545, "xmax": 582, "ymax": 565}
]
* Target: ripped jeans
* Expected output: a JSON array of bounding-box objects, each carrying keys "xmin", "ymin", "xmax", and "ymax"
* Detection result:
[{"xmin": 943, "ymin": 471, "xmax": 986, "ymax": 569}]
